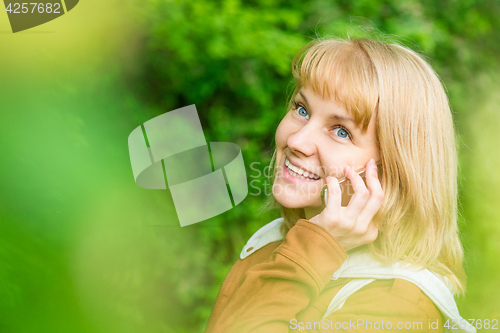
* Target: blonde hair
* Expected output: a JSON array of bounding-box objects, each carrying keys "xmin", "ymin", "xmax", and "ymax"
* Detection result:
[{"xmin": 264, "ymin": 37, "xmax": 466, "ymax": 295}]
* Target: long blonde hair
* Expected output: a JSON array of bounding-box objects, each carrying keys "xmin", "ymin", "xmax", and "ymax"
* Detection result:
[{"xmin": 264, "ymin": 37, "xmax": 465, "ymax": 295}]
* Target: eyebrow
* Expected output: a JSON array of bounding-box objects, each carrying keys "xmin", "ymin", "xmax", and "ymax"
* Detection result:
[{"xmin": 297, "ymin": 91, "xmax": 356, "ymax": 125}]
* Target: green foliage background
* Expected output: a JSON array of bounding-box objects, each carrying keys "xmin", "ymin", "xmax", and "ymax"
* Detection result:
[{"xmin": 0, "ymin": 0, "xmax": 499, "ymax": 331}]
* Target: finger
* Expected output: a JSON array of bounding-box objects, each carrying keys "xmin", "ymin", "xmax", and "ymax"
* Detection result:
[
  {"xmin": 324, "ymin": 176, "xmax": 342, "ymax": 216},
  {"xmin": 365, "ymin": 158, "xmax": 384, "ymax": 199},
  {"xmin": 361, "ymin": 222, "xmax": 379, "ymax": 244},
  {"xmin": 343, "ymin": 164, "xmax": 370, "ymax": 220},
  {"xmin": 358, "ymin": 159, "xmax": 385, "ymax": 227}
]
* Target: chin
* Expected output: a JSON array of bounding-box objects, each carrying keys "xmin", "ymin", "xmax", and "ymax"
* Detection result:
[
  {"xmin": 272, "ymin": 193, "xmax": 304, "ymax": 209},
  {"xmin": 272, "ymin": 183, "xmax": 319, "ymax": 209}
]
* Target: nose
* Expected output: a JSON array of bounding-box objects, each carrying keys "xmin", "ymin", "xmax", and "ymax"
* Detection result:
[{"xmin": 286, "ymin": 123, "xmax": 319, "ymax": 158}]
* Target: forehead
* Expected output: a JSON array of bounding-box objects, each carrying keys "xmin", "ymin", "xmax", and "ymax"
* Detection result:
[{"xmin": 292, "ymin": 40, "xmax": 379, "ymax": 131}]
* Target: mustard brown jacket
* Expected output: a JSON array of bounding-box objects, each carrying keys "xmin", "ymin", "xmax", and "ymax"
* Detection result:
[{"xmin": 205, "ymin": 219, "xmax": 453, "ymax": 332}]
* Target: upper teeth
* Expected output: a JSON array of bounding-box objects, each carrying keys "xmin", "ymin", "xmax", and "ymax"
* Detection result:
[{"xmin": 285, "ymin": 158, "xmax": 320, "ymax": 180}]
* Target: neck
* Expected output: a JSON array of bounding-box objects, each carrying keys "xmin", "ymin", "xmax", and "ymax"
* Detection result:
[{"xmin": 304, "ymin": 206, "xmax": 324, "ymax": 221}]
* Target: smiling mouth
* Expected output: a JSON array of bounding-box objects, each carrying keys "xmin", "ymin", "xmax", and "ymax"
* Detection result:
[{"xmin": 284, "ymin": 157, "xmax": 320, "ymax": 181}]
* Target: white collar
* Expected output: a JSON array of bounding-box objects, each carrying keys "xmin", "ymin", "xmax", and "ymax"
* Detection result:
[{"xmin": 240, "ymin": 217, "xmax": 284, "ymax": 259}]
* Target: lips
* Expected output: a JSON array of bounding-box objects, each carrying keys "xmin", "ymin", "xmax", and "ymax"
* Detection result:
[{"xmin": 284, "ymin": 157, "xmax": 320, "ymax": 180}]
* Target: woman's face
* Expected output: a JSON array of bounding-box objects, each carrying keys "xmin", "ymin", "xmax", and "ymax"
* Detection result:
[{"xmin": 273, "ymin": 85, "xmax": 380, "ymax": 219}]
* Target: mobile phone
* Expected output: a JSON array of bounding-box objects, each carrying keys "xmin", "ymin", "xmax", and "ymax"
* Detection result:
[{"xmin": 321, "ymin": 160, "xmax": 382, "ymax": 208}]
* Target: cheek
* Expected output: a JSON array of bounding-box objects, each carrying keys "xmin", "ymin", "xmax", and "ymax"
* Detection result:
[
  {"xmin": 318, "ymin": 150, "xmax": 350, "ymax": 178},
  {"xmin": 275, "ymin": 115, "xmax": 293, "ymax": 149}
]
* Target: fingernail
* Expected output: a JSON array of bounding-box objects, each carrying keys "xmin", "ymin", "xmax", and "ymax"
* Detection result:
[{"xmin": 370, "ymin": 158, "xmax": 376, "ymax": 168}]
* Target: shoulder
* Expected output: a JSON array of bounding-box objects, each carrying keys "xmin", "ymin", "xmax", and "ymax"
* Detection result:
[
  {"xmin": 358, "ymin": 278, "xmax": 443, "ymax": 320},
  {"xmin": 329, "ymin": 278, "xmax": 443, "ymax": 331},
  {"xmin": 324, "ymin": 248, "xmax": 452, "ymax": 330},
  {"xmin": 389, "ymin": 278, "xmax": 444, "ymax": 321}
]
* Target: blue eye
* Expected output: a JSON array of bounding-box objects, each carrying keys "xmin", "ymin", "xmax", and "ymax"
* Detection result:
[
  {"xmin": 296, "ymin": 105, "xmax": 309, "ymax": 119},
  {"xmin": 297, "ymin": 106, "xmax": 309, "ymax": 119},
  {"xmin": 333, "ymin": 126, "xmax": 351, "ymax": 139},
  {"xmin": 292, "ymin": 101, "xmax": 309, "ymax": 119}
]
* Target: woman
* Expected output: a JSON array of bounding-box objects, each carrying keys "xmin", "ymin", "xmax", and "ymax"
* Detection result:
[{"xmin": 205, "ymin": 37, "xmax": 475, "ymax": 332}]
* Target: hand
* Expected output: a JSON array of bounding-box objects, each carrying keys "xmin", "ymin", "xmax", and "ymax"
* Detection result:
[{"xmin": 309, "ymin": 158, "xmax": 384, "ymax": 252}]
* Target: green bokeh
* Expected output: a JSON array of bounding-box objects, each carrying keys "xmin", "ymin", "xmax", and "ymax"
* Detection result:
[{"xmin": 0, "ymin": 0, "xmax": 499, "ymax": 331}]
